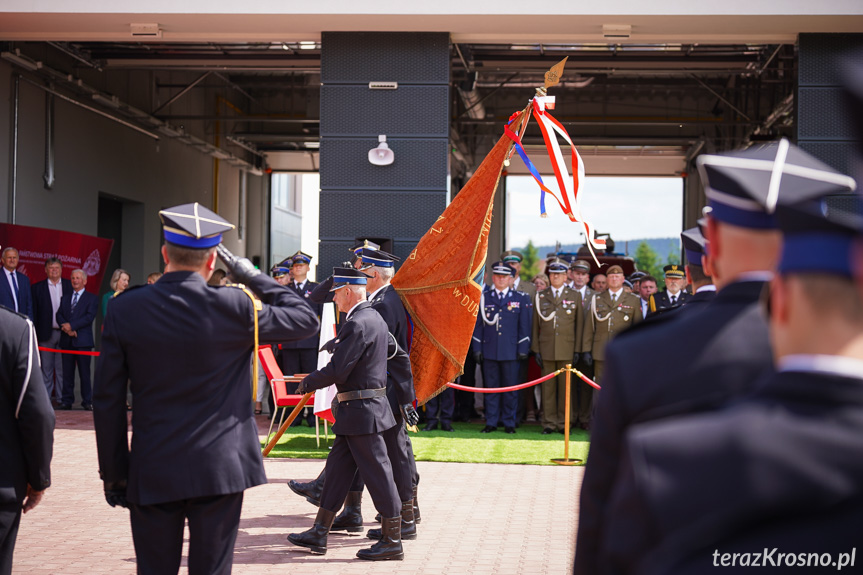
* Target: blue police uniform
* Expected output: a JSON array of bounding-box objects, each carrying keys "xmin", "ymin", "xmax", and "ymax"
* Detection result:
[{"xmin": 472, "ymin": 282, "xmax": 531, "ymax": 430}]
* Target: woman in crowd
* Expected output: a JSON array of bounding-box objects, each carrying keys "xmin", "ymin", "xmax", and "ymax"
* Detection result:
[
  {"xmin": 102, "ymin": 268, "xmax": 130, "ymax": 318},
  {"xmin": 532, "ymin": 273, "xmax": 549, "ymax": 293}
]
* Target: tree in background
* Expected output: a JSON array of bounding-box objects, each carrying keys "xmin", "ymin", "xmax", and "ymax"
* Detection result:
[
  {"xmin": 634, "ymin": 241, "xmax": 663, "ymax": 281},
  {"xmin": 520, "ymin": 240, "xmax": 540, "ymax": 280}
]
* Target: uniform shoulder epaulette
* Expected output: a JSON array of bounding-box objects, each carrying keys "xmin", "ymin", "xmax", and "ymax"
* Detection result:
[
  {"xmin": 115, "ymin": 284, "xmax": 146, "ymax": 297},
  {"xmin": 0, "ymin": 303, "xmax": 28, "ymax": 320}
]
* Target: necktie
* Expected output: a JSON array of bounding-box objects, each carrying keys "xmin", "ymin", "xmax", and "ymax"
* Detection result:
[
  {"xmin": 554, "ymin": 289, "xmax": 560, "ymax": 300},
  {"xmin": 671, "ymin": 295, "xmax": 677, "ymax": 305},
  {"xmin": 9, "ymin": 272, "xmax": 19, "ymax": 311},
  {"xmin": 71, "ymin": 291, "xmax": 79, "ymax": 312},
  {"xmin": 612, "ymin": 293, "xmax": 618, "ymax": 304}
]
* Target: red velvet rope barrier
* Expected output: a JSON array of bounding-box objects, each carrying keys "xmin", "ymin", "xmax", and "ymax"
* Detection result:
[
  {"xmin": 446, "ymin": 367, "xmax": 600, "ymax": 393},
  {"xmin": 38, "ymin": 347, "xmax": 100, "ymax": 357}
]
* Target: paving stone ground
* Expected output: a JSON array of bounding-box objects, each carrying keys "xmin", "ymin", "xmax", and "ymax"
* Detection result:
[{"xmin": 14, "ymin": 410, "xmax": 582, "ymax": 574}]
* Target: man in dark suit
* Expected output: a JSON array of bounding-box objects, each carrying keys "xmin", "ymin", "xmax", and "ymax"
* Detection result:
[
  {"xmin": 573, "ymin": 139, "xmax": 858, "ymax": 575},
  {"xmin": 0, "ymin": 306, "xmax": 54, "ymax": 574},
  {"xmin": 472, "ymin": 261, "xmax": 532, "ymax": 434},
  {"xmin": 0, "ymin": 247, "xmax": 32, "ymax": 320},
  {"xmin": 289, "ymin": 267, "xmax": 414, "ymax": 561},
  {"xmin": 31, "ymin": 258, "xmax": 71, "ymax": 401},
  {"xmin": 281, "ymin": 251, "xmax": 322, "ymax": 426},
  {"xmin": 93, "ymin": 203, "xmax": 319, "ymax": 575},
  {"xmin": 56, "ymin": 269, "xmax": 98, "ymax": 410},
  {"xmin": 647, "ymin": 264, "xmax": 690, "ymax": 315},
  {"xmin": 606, "ymin": 197, "xmax": 863, "ymax": 575},
  {"xmin": 679, "ymin": 226, "xmax": 716, "ymax": 312}
]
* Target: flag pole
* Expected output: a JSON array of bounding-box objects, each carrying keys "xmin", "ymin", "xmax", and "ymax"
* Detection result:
[{"xmin": 262, "ymin": 392, "xmax": 313, "ymax": 456}]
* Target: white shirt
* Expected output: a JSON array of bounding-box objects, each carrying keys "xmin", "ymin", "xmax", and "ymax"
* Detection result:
[
  {"xmin": 368, "ymin": 284, "xmax": 388, "ymax": 302},
  {"xmin": 576, "ymin": 285, "xmax": 587, "ymax": 299},
  {"xmin": 495, "ymin": 287, "xmax": 510, "ymax": 299},
  {"xmin": 294, "ymin": 279, "xmax": 307, "ymax": 291},
  {"xmin": 640, "ymin": 298, "xmax": 649, "ymax": 316},
  {"xmin": 513, "ymin": 276, "xmax": 521, "ymax": 291},
  {"xmin": 695, "ymin": 285, "xmax": 717, "ymax": 294},
  {"xmin": 608, "ymin": 288, "xmax": 623, "ymax": 303},
  {"xmin": 778, "ymin": 354, "xmax": 863, "ymax": 380},
  {"xmin": 4, "ymin": 269, "xmax": 19, "ymax": 311},
  {"xmin": 552, "ymin": 287, "xmax": 562, "ymax": 300},
  {"xmin": 47, "ymin": 278, "xmax": 63, "ymax": 328},
  {"xmin": 667, "ymin": 290, "xmax": 682, "ymax": 304},
  {"xmin": 345, "ymin": 299, "xmax": 365, "ymax": 320}
]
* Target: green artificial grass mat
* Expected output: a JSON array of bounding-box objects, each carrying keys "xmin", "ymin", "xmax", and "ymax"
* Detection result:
[{"xmin": 262, "ymin": 422, "xmax": 589, "ymax": 466}]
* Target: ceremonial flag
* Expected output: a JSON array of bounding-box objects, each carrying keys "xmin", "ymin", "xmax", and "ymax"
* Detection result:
[
  {"xmin": 313, "ymin": 301, "xmax": 338, "ymax": 423},
  {"xmin": 392, "ymin": 132, "xmax": 514, "ymax": 404}
]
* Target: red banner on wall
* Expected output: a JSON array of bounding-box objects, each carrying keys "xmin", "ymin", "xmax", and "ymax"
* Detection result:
[{"xmin": 0, "ymin": 223, "xmax": 114, "ymax": 295}]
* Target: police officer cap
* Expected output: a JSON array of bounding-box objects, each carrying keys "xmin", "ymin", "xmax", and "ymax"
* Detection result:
[
  {"xmin": 776, "ymin": 198, "xmax": 863, "ymax": 277},
  {"xmin": 697, "ymin": 139, "xmax": 857, "ymax": 230},
  {"xmin": 570, "ymin": 259, "xmax": 591, "ymax": 272},
  {"xmin": 623, "ymin": 279, "xmax": 633, "ymax": 289},
  {"xmin": 159, "ymin": 202, "xmax": 235, "ymax": 248},
  {"xmin": 330, "ymin": 267, "xmax": 373, "ymax": 291},
  {"xmin": 501, "ymin": 250, "xmax": 523, "ymax": 263},
  {"xmin": 491, "ymin": 261, "xmax": 515, "ymax": 276},
  {"xmin": 270, "ymin": 263, "xmax": 290, "ymax": 277},
  {"xmin": 547, "ymin": 259, "xmax": 568, "ymax": 274},
  {"xmin": 663, "ymin": 264, "xmax": 685, "ymax": 278},
  {"xmin": 358, "ymin": 248, "xmax": 400, "ymax": 269},
  {"xmin": 350, "ymin": 239, "xmax": 380, "ymax": 255},
  {"xmin": 606, "ymin": 265, "xmax": 624, "ymax": 275},
  {"xmin": 628, "ymin": 271, "xmax": 647, "ymax": 281},
  {"xmin": 681, "ymin": 227, "xmax": 707, "ymax": 267},
  {"xmin": 291, "ymin": 251, "xmax": 313, "ymax": 265}
]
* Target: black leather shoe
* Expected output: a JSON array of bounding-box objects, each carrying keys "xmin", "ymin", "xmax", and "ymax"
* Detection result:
[
  {"xmin": 331, "ymin": 491, "xmax": 364, "ymax": 532},
  {"xmin": 57, "ymin": 404, "xmax": 72, "ymax": 411},
  {"xmin": 287, "ymin": 508, "xmax": 336, "ymax": 555},
  {"xmin": 357, "ymin": 516, "xmax": 403, "ymax": 561},
  {"xmin": 440, "ymin": 423, "xmax": 454, "ymax": 432},
  {"xmin": 422, "ymin": 422, "xmax": 438, "ymax": 432},
  {"xmin": 504, "ymin": 427, "xmax": 516, "ymax": 434},
  {"xmin": 541, "ymin": 428, "xmax": 554, "ymax": 435},
  {"xmin": 82, "ymin": 404, "xmax": 93, "ymax": 411},
  {"xmin": 288, "ymin": 474, "xmax": 324, "ymax": 507},
  {"xmin": 479, "ymin": 425, "xmax": 497, "ymax": 433}
]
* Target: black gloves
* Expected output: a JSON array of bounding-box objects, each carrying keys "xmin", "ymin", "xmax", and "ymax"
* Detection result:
[
  {"xmin": 535, "ymin": 353, "xmax": 544, "ymax": 370},
  {"xmin": 216, "ymin": 244, "xmax": 261, "ymax": 285},
  {"xmin": 295, "ymin": 378, "xmax": 308, "ymax": 395},
  {"xmin": 319, "ymin": 338, "xmax": 338, "ymax": 354},
  {"xmin": 473, "ymin": 351, "xmax": 483, "ymax": 365},
  {"xmin": 582, "ymin": 352, "xmax": 593, "ymax": 367},
  {"xmin": 104, "ymin": 480, "xmax": 129, "ymax": 509},
  {"xmin": 572, "ymin": 353, "xmax": 580, "ymax": 366},
  {"xmin": 517, "ymin": 353, "xmax": 528, "ymax": 361},
  {"xmin": 401, "ymin": 403, "xmax": 420, "ymax": 427}
]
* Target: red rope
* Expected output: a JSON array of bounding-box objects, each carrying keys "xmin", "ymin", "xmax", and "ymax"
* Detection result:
[
  {"xmin": 38, "ymin": 347, "xmax": 100, "ymax": 356},
  {"xmin": 446, "ymin": 367, "xmax": 600, "ymax": 393}
]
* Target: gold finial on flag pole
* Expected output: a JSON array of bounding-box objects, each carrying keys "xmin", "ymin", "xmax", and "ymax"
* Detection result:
[{"xmin": 543, "ymin": 56, "xmax": 569, "ymax": 91}]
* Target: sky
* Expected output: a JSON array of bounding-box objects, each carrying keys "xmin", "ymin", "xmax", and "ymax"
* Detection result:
[
  {"xmin": 299, "ymin": 173, "xmax": 684, "ymax": 277},
  {"xmin": 506, "ymin": 175, "xmax": 683, "ymax": 250}
]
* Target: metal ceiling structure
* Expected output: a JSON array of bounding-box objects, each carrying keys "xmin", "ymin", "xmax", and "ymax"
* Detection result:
[{"xmin": 2, "ymin": 39, "xmax": 797, "ymax": 176}]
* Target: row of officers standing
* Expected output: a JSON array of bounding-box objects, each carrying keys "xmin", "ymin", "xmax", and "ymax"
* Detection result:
[{"xmin": 471, "ymin": 236, "xmax": 713, "ymax": 436}]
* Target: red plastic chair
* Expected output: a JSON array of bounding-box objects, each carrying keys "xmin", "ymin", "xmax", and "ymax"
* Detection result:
[{"xmin": 258, "ymin": 347, "xmax": 312, "ymax": 438}]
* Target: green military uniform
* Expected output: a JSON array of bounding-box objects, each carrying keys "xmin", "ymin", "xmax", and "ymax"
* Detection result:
[
  {"xmin": 581, "ymin": 289, "xmax": 644, "ymax": 385},
  {"xmin": 531, "ymin": 286, "xmax": 583, "ymax": 432},
  {"xmin": 513, "ymin": 275, "xmax": 537, "ymax": 301}
]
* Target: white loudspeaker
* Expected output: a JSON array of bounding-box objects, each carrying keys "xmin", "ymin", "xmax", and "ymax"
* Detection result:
[{"xmin": 368, "ymin": 135, "xmax": 394, "ymax": 166}]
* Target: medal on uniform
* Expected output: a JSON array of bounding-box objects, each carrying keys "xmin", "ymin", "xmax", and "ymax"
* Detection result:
[
  {"xmin": 566, "ymin": 309, "xmax": 572, "ymax": 314},
  {"xmin": 624, "ymin": 315, "xmax": 629, "ymax": 321}
]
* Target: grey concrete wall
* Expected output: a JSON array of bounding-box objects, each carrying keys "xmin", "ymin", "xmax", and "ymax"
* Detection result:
[{"xmin": 0, "ymin": 63, "xmax": 263, "ymax": 290}]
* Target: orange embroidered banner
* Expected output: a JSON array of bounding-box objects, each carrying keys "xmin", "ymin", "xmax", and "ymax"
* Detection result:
[{"xmin": 392, "ymin": 132, "xmax": 513, "ymax": 404}]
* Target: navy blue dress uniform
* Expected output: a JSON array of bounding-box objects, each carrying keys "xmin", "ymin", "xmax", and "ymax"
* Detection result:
[
  {"xmin": 0, "ymin": 306, "xmax": 54, "ymax": 573},
  {"xmin": 0, "ymin": 252, "xmax": 33, "ymax": 320},
  {"xmin": 347, "ymin": 248, "xmax": 419, "ymax": 533},
  {"xmin": 289, "ymin": 267, "xmax": 412, "ymax": 561},
  {"xmin": 472, "ymin": 262, "xmax": 532, "ymax": 433},
  {"xmin": 647, "ymin": 264, "xmax": 689, "ymax": 315},
  {"xmin": 574, "ymin": 139, "xmax": 858, "ymax": 575},
  {"xmin": 93, "ymin": 203, "xmax": 320, "ymax": 575},
  {"xmin": 604, "ymin": 199, "xmax": 863, "ymax": 575},
  {"xmin": 56, "ymin": 276, "xmax": 99, "ymax": 410},
  {"xmin": 281, "ymin": 251, "xmax": 323, "ymax": 427},
  {"xmin": 679, "ymin": 226, "xmax": 716, "ymax": 312}
]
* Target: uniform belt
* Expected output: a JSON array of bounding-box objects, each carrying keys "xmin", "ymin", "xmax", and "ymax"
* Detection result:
[{"xmin": 336, "ymin": 388, "xmax": 387, "ymax": 402}]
